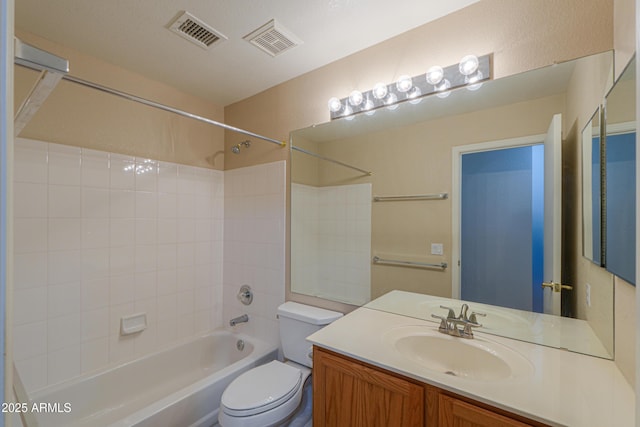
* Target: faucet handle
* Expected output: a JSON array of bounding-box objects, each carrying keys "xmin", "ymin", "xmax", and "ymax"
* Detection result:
[
  {"xmin": 469, "ymin": 311, "xmax": 486, "ymax": 324},
  {"xmin": 438, "ymin": 305, "xmax": 457, "ymax": 319},
  {"xmin": 461, "ymin": 320, "xmax": 482, "ymax": 338},
  {"xmin": 431, "ymin": 314, "xmax": 449, "ymax": 333}
]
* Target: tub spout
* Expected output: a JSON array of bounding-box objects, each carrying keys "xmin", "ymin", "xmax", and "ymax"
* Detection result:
[{"xmin": 230, "ymin": 314, "xmax": 249, "ymax": 326}]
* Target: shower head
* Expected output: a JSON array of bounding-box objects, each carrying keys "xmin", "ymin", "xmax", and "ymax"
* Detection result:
[{"xmin": 231, "ymin": 140, "xmax": 251, "ymax": 154}]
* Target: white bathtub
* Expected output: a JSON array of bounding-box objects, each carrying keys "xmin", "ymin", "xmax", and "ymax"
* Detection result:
[{"xmin": 27, "ymin": 331, "xmax": 277, "ymax": 427}]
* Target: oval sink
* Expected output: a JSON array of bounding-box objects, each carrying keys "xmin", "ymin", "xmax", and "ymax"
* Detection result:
[{"xmin": 383, "ymin": 326, "xmax": 534, "ymax": 381}]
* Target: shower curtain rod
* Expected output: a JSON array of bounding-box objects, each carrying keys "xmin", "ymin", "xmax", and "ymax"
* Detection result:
[
  {"xmin": 291, "ymin": 145, "xmax": 372, "ymax": 176},
  {"xmin": 14, "ymin": 38, "xmax": 286, "ymax": 148}
]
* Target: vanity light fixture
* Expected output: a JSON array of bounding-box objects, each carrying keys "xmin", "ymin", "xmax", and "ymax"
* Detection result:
[{"xmin": 327, "ymin": 53, "xmax": 491, "ymax": 120}]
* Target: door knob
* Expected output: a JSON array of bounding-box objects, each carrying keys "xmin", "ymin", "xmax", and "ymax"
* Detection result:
[{"xmin": 541, "ymin": 282, "xmax": 573, "ymax": 292}]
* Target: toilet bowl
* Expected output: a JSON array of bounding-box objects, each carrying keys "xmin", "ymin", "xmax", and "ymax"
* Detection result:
[
  {"xmin": 218, "ymin": 302, "xmax": 342, "ymax": 427},
  {"xmin": 218, "ymin": 361, "xmax": 311, "ymax": 427}
]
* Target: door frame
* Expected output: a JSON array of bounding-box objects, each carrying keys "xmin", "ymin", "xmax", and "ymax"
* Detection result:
[{"xmin": 451, "ymin": 134, "xmax": 546, "ymax": 299}]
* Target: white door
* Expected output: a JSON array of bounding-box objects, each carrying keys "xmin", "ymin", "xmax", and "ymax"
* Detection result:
[{"xmin": 543, "ymin": 114, "xmax": 562, "ymax": 315}]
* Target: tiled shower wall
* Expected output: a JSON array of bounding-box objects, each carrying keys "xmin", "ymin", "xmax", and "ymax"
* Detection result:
[
  {"xmin": 223, "ymin": 161, "xmax": 286, "ymax": 348},
  {"xmin": 13, "ymin": 138, "xmax": 224, "ymax": 391},
  {"xmin": 291, "ymin": 182, "xmax": 371, "ymax": 305}
]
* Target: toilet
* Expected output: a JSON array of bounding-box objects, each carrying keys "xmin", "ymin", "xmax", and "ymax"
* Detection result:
[{"xmin": 218, "ymin": 302, "xmax": 343, "ymax": 427}]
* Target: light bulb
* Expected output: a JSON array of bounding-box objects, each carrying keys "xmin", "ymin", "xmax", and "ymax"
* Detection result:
[
  {"xmin": 459, "ymin": 54, "xmax": 479, "ymax": 76},
  {"xmin": 363, "ymin": 98, "xmax": 376, "ymax": 116},
  {"xmin": 465, "ymin": 70, "xmax": 484, "ymax": 91},
  {"xmin": 348, "ymin": 90, "xmax": 364, "ymax": 107},
  {"xmin": 328, "ymin": 97, "xmax": 342, "ymax": 113},
  {"xmin": 343, "ymin": 103, "xmax": 354, "ymax": 118},
  {"xmin": 408, "ymin": 87, "xmax": 422, "ymax": 104},
  {"xmin": 426, "ymin": 65, "xmax": 444, "ymax": 86},
  {"xmin": 372, "ymin": 82, "xmax": 388, "ymax": 99},
  {"xmin": 435, "ymin": 79, "xmax": 451, "ymax": 99},
  {"xmin": 385, "ymin": 93, "xmax": 398, "ymax": 110},
  {"xmin": 395, "ymin": 75, "xmax": 413, "ymax": 93}
]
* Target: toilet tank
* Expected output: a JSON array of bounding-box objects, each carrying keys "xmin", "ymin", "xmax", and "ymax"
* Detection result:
[{"xmin": 277, "ymin": 302, "xmax": 342, "ymax": 368}]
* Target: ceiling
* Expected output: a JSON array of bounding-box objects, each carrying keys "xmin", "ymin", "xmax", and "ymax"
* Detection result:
[{"xmin": 15, "ymin": 0, "xmax": 479, "ymax": 106}]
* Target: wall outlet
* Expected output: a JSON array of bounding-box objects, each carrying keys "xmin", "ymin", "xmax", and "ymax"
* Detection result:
[
  {"xmin": 431, "ymin": 243, "xmax": 443, "ymax": 255},
  {"xmin": 586, "ymin": 283, "xmax": 591, "ymax": 307}
]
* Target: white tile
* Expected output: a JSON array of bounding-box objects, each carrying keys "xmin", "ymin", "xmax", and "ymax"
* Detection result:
[
  {"xmin": 14, "ymin": 287, "xmax": 47, "ymax": 325},
  {"xmin": 81, "ymin": 308, "xmax": 109, "ymax": 342},
  {"xmin": 110, "ymin": 190, "xmax": 135, "ymax": 218},
  {"xmin": 135, "ymin": 191, "xmax": 157, "ymax": 219},
  {"xmin": 157, "ymin": 162, "xmax": 177, "ymax": 194},
  {"xmin": 195, "ymin": 219, "xmax": 212, "ymax": 243},
  {"xmin": 47, "ymin": 313, "xmax": 81, "ymax": 352},
  {"xmin": 135, "ymin": 218, "xmax": 157, "ymax": 245},
  {"xmin": 49, "ymin": 185, "xmax": 81, "ymax": 218},
  {"xmin": 177, "ymin": 313, "xmax": 195, "ymax": 336},
  {"xmin": 48, "ymin": 218, "xmax": 81, "ymax": 251},
  {"xmin": 48, "ymin": 282, "xmax": 81, "ymax": 318},
  {"xmin": 194, "ymin": 310, "xmax": 211, "ymax": 333},
  {"xmin": 195, "ymin": 264, "xmax": 213, "ymax": 288},
  {"xmin": 177, "ymin": 194, "xmax": 196, "ymax": 218},
  {"xmin": 81, "ymin": 149, "xmax": 110, "ymax": 188},
  {"xmin": 14, "ymin": 182, "xmax": 47, "ymax": 218},
  {"xmin": 108, "ymin": 334, "xmax": 135, "ymax": 364},
  {"xmin": 48, "ymin": 345, "xmax": 81, "ymax": 385},
  {"xmin": 14, "ymin": 321, "xmax": 47, "ymax": 360},
  {"xmin": 134, "ymin": 159, "xmax": 158, "ymax": 192},
  {"xmin": 157, "ymin": 294, "xmax": 177, "ymax": 321},
  {"xmin": 195, "ymin": 195, "xmax": 213, "ymax": 219},
  {"xmin": 48, "ymin": 250, "xmax": 81, "ymax": 285},
  {"xmin": 110, "ymin": 218, "xmax": 135, "ymax": 247},
  {"xmin": 82, "ymin": 218, "xmax": 110, "ymax": 249},
  {"xmin": 81, "ymin": 338, "xmax": 109, "ymax": 374},
  {"xmin": 14, "ymin": 218, "xmax": 47, "ymax": 253},
  {"xmin": 176, "ymin": 290, "xmax": 195, "ymax": 316},
  {"xmin": 177, "ymin": 166, "xmax": 197, "ymax": 195},
  {"xmin": 135, "ymin": 245, "xmax": 157, "ymax": 273},
  {"xmin": 109, "ymin": 245, "xmax": 135, "ymax": 276},
  {"xmin": 14, "ymin": 252, "xmax": 48, "ymax": 290},
  {"xmin": 81, "ymin": 248, "xmax": 110, "ymax": 281},
  {"xmin": 48, "ymin": 144, "xmax": 81, "ymax": 186},
  {"xmin": 15, "ymin": 355, "xmax": 48, "ymax": 392},
  {"xmin": 110, "ymin": 154, "xmax": 135, "ymax": 190},
  {"xmin": 157, "ymin": 318, "xmax": 178, "ymax": 348},
  {"xmin": 195, "ymin": 286, "xmax": 213, "ymax": 311},
  {"xmin": 157, "ymin": 244, "xmax": 177, "ymax": 271},
  {"xmin": 134, "ymin": 323, "xmax": 157, "ymax": 357},
  {"xmin": 157, "ymin": 219, "xmax": 177, "ymax": 244},
  {"xmin": 157, "ymin": 193, "xmax": 177, "ymax": 219},
  {"xmin": 177, "ymin": 219, "xmax": 195, "ymax": 243},
  {"xmin": 156, "ymin": 269, "xmax": 177, "ymax": 296},
  {"xmin": 134, "ymin": 272, "xmax": 157, "ymax": 300},
  {"xmin": 177, "ymin": 243, "xmax": 195, "ymax": 267},
  {"xmin": 14, "ymin": 139, "xmax": 48, "ymax": 184},
  {"xmin": 177, "ymin": 266, "xmax": 196, "ymax": 290},
  {"xmin": 134, "ymin": 298, "xmax": 157, "ymax": 325},
  {"xmin": 82, "ymin": 278, "xmax": 109, "ymax": 311},
  {"xmin": 82, "ymin": 188, "xmax": 109, "ymax": 218},
  {"xmin": 109, "ymin": 275, "xmax": 135, "ymax": 306}
]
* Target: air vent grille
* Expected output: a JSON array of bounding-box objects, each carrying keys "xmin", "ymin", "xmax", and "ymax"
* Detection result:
[
  {"xmin": 168, "ymin": 11, "xmax": 227, "ymax": 50},
  {"xmin": 244, "ymin": 19, "xmax": 302, "ymax": 57}
]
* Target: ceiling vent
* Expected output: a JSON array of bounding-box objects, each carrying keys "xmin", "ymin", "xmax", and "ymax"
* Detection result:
[
  {"xmin": 243, "ymin": 19, "xmax": 302, "ymax": 57},
  {"xmin": 168, "ymin": 11, "xmax": 227, "ymax": 50}
]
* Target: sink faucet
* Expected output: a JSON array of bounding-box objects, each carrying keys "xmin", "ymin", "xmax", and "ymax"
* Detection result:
[
  {"xmin": 431, "ymin": 304, "xmax": 483, "ymax": 339},
  {"xmin": 229, "ymin": 314, "xmax": 249, "ymax": 326}
]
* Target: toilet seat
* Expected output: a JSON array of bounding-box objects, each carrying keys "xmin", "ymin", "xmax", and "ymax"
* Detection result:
[{"xmin": 221, "ymin": 361, "xmax": 302, "ymax": 417}]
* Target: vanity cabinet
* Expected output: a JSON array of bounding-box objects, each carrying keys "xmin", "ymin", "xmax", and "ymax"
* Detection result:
[{"xmin": 313, "ymin": 346, "xmax": 548, "ymax": 427}]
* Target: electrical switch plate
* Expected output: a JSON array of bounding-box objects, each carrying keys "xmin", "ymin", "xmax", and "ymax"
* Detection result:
[
  {"xmin": 586, "ymin": 283, "xmax": 591, "ymax": 307},
  {"xmin": 431, "ymin": 243, "xmax": 443, "ymax": 255}
]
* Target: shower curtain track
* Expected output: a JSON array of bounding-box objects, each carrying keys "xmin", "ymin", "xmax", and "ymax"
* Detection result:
[{"xmin": 13, "ymin": 38, "xmax": 287, "ymax": 148}]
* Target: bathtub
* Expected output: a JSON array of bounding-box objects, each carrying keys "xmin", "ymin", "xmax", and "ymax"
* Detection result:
[{"xmin": 27, "ymin": 331, "xmax": 278, "ymax": 427}]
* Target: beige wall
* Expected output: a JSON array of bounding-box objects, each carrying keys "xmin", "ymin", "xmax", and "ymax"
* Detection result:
[
  {"xmin": 225, "ymin": 0, "xmax": 613, "ymax": 172},
  {"xmin": 14, "ymin": 31, "xmax": 225, "ymax": 170}
]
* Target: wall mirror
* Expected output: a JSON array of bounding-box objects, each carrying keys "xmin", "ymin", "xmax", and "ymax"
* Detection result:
[
  {"xmin": 582, "ymin": 106, "xmax": 603, "ymax": 265},
  {"xmin": 290, "ymin": 51, "xmax": 614, "ymax": 358},
  {"xmin": 604, "ymin": 56, "xmax": 636, "ymax": 285}
]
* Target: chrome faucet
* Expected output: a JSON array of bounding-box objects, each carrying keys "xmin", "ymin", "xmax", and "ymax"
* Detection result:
[
  {"xmin": 431, "ymin": 304, "xmax": 483, "ymax": 339},
  {"xmin": 229, "ymin": 314, "xmax": 249, "ymax": 326}
]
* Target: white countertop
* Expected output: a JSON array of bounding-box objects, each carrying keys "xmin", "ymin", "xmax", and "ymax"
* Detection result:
[{"xmin": 307, "ymin": 306, "xmax": 635, "ymax": 427}]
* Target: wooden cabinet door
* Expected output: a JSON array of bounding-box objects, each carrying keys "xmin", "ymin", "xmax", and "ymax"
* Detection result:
[
  {"xmin": 313, "ymin": 347, "xmax": 424, "ymax": 427},
  {"xmin": 439, "ymin": 394, "xmax": 534, "ymax": 427}
]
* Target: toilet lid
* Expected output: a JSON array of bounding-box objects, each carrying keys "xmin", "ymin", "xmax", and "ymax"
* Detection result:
[{"xmin": 221, "ymin": 361, "xmax": 302, "ymax": 417}]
